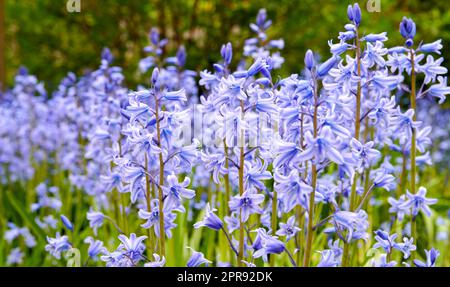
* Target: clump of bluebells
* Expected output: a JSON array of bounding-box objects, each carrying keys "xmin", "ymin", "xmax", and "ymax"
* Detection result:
[{"xmin": 0, "ymin": 5, "xmax": 449, "ymax": 267}]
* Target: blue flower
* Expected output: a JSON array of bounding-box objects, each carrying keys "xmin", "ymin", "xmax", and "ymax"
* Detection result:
[
  {"xmin": 87, "ymin": 210, "xmax": 105, "ymax": 235},
  {"xmin": 400, "ymin": 17, "xmax": 416, "ymax": 40},
  {"xmin": 426, "ymin": 76, "xmax": 450, "ymax": 104},
  {"xmin": 350, "ymin": 139, "xmax": 381, "ymax": 170},
  {"xmin": 419, "ymin": 55, "xmax": 448, "ymax": 84},
  {"xmin": 194, "ymin": 203, "xmax": 223, "ymax": 230},
  {"xmin": 317, "ymin": 250, "xmax": 339, "ymax": 267},
  {"xmin": 388, "ymin": 195, "xmax": 409, "ymax": 221},
  {"xmin": 299, "ymin": 127, "xmax": 344, "ymax": 165},
  {"xmin": 317, "ymin": 56, "xmax": 340, "ymax": 78},
  {"xmin": 274, "ymin": 169, "xmax": 313, "ymax": 212},
  {"xmin": 229, "ymin": 190, "xmax": 265, "ymax": 223},
  {"xmin": 60, "ymin": 214, "xmax": 74, "ymax": 231},
  {"xmin": 162, "ymin": 174, "xmax": 195, "ymax": 209},
  {"xmin": 372, "ymin": 254, "xmax": 397, "ymax": 267},
  {"xmin": 252, "ymin": 228, "xmax": 285, "ymax": 263},
  {"xmin": 144, "ymin": 253, "xmax": 166, "ymax": 267},
  {"xmin": 413, "ymin": 248, "xmax": 439, "ymax": 267},
  {"xmin": 362, "ymin": 32, "xmax": 388, "ymax": 42},
  {"xmin": 244, "ymin": 160, "xmax": 272, "ymax": 191},
  {"xmin": 373, "ymin": 229, "xmax": 397, "ymax": 254},
  {"xmin": 393, "ymin": 237, "xmax": 416, "ymax": 259},
  {"xmin": 221, "ymin": 42, "xmax": 233, "ymax": 66},
  {"xmin": 7, "ymin": 248, "xmax": 24, "ymax": 265},
  {"xmin": 333, "ymin": 210, "xmax": 369, "ymax": 243},
  {"xmin": 45, "ymin": 233, "xmax": 71, "ymax": 259},
  {"xmin": 84, "ymin": 236, "xmax": 107, "ymax": 260},
  {"xmin": 275, "ymin": 216, "xmax": 301, "ymax": 241},
  {"xmin": 402, "ymin": 186, "xmax": 437, "ymax": 217},
  {"xmin": 139, "ymin": 199, "xmax": 177, "ymax": 238},
  {"xmin": 304, "ymin": 49, "xmax": 314, "ymax": 70},
  {"xmin": 186, "ymin": 247, "xmax": 211, "ymax": 267},
  {"xmin": 117, "ymin": 233, "xmax": 147, "ymax": 263},
  {"xmin": 163, "ymin": 89, "xmax": 187, "ymax": 103},
  {"xmin": 418, "ymin": 39, "xmax": 443, "ymax": 54}
]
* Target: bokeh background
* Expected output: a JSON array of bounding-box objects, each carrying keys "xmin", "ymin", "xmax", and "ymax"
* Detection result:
[{"xmin": 1, "ymin": 0, "xmax": 450, "ymax": 105}]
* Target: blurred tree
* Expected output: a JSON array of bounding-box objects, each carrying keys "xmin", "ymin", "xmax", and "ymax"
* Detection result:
[
  {"xmin": 0, "ymin": 0, "xmax": 5, "ymax": 90},
  {"xmin": 3, "ymin": 0, "xmax": 450, "ymax": 105}
]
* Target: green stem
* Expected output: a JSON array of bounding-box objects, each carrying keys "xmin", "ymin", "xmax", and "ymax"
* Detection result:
[
  {"xmin": 409, "ymin": 49, "xmax": 417, "ymax": 260},
  {"xmin": 303, "ymin": 76, "xmax": 318, "ymax": 267}
]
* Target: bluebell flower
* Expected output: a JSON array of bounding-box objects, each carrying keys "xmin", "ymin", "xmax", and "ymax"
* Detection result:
[
  {"xmin": 317, "ymin": 250, "xmax": 339, "ymax": 267},
  {"xmin": 373, "ymin": 229, "xmax": 397, "ymax": 254},
  {"xmin": 317, "ymin": 56, "xmax": 340, "ymax": 78},
  {"xmin": 363, "ymin": 41, "xmax": 387, "ymax": 68},
  {"xmin": 252, "ymin": 228, "xmax": 285, "ymax": 263},
  {"xmin": 123, "ymin": 165, "xmax": 146, "ymax": 203},
  {"xmin": 194, "ymin": 203, "xmax": 223, "ymax": 230},
  {"xmin": 186, "ymin": 247, "xmax": 211, "ymax": 267},
  {"xmin": 333, "ymin": 210, "xmax": 369, "ymax": 243},
  {"xmin": 7, "ymin": 248, "xmax": 24, "ymax": 265},
  {"xmin": 176, "ymin": 46, "xmax": 186, "ymax": 67},
  {"xmin": 84, "ymin": 236, "xmax": 107, "ymax": 260},
  {"xmin": 224, "ymin": 213, "xmax": 240, "ymax": 234},
  {"xmin": 414, "ymin": 248, "xmax": 439, "ymax": 267},
  {"xmin": 144, "ymin": 253, "xmax": 166, "ymax": 267},
  {"xmin": 372, "ymin": 254, "xmax": 397, "ymax": 267},
  {"xmin": 45, "ymin": 233, "xmax": 71, "ymax": 259},
  {"xmin": 60, "ymin": 215, "xmax": 73, "ymax": 231},
  {"xmin": 244, "ymin": 160, "xmax": 272, "ymax": 191},
  {"xmin": 329, "ymin": 40, "xmax": 352, "ymax": 56},
  {"xmin": 391, "ymin": 108, "xmax": 421, "ymax": 140},
  {"xmin": 163, "ymin": 89, "xmax": 187, "ymax": 103},
  {"xmin": 368, "ymin": 96, "xmax": 396, "ymax": 127},
  {"xmin": 393, "ymin": 237, "xmax": 416, "ymax": 259},
  {"xmin": 350, "ymin": 139, "xmax": 381, "ymax": 170},
  {"xmin": 304, "ymin": 49, "xmax": 314, "ymax": 70},
  {"xmin": 221, "ymin": 42, "xmax": 233, "ymax": 66},
  {"xmin": 388, "ymin": 195, "xmax": 409, "ymax": 221},
  {"xmin": 299, "ymin": 127, "xmax": 344, "ymax": 165},
  {"xmin": 418, "ymin": 39, "xmax": 443, "ymax": 54},
  {"xmin": 347, "ymin": 4, "xmax": 361, "ymax": 26},
  {"xmin": 117, "ymin": 233, "xmax": 147, "ymax": 264},
  {"xmin": 362, "ymin": 32, "xmax": 388, "ymax": 42},
  {"xmin": 274, "ymin": 169, "xmax": 313, "ymax": 212},
  {"xmin": 419, "ymin": 55, "xmax": 448, "ymax": 84},
  {"xmin": 273, "ymin": 139, "xmax": 302, "ymax": 169},
  {"xmin": 139, "ymin": 199, "xmax": 177, "ymax": 238},
  {"xmin": 229, "ymin": 190, "xmax": 265, "ymax": 223},
  {"xmin": 400, "ymin": 17, "xmax": 416, "ymax": 41},
  {"xmin": 151, "ymin": 67, "xmax": 159, "ymax": 84},
  {"xmin": 163, "ymin": 174, "xmax": 195, "ymax": 209},
  {"xmin": 373, "ymin": 172, "xmax": 395, "ymax": 191},
  {"xmin": 87, "ymin": 210, "xmax": 105, "ymax": 235},
  {"xmin": 402, "ymin": 186, "xmax": 437, "ymax": 217},
  {"xmin": 426, "ymin": 76, "xmax": 450, "ymax": 104},
  {"xmin": 275, "ymin": 216, "xmax": 301, "ymax": 241}
]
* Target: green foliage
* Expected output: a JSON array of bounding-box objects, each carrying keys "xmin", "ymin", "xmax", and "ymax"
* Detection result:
[{"xmin": 4, "ymin": 0, "xmax": 450, "ymax": 103}]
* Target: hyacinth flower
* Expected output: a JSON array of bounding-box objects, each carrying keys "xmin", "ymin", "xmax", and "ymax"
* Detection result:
[
  {"xmin": 317, "ymin": 250, "xmax": 340, "ymax": 267},
  {"xmin": 144, "ymin": 253, "xmax": 166, "ymax": 267},
  {"xmin": 186, "ymin": 247, "xmax": 211, "ymax": 267},
  {"xmin": 413, "ymin": 248, "xmax": 440, "ymax": 267},
  {"xmin": 84, "ymin": 237, "xmax": 108, "ymax": 261}
]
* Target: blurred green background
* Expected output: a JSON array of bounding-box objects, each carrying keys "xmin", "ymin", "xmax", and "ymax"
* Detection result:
[{"xmin": 2, "ymin": 0, "xmax": 450, "ymax": 93}]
